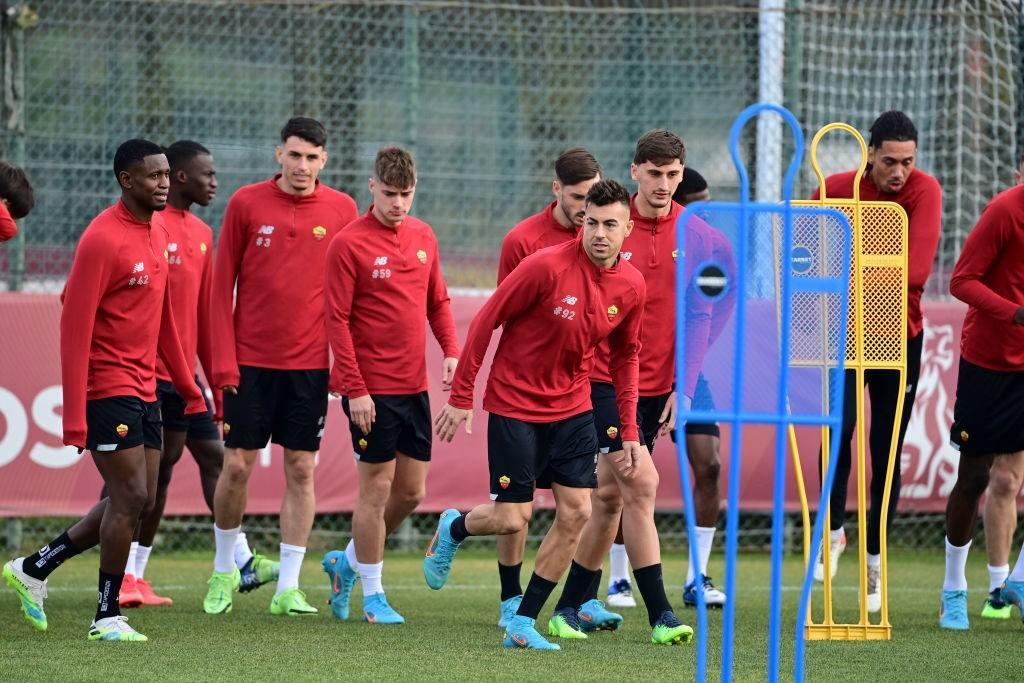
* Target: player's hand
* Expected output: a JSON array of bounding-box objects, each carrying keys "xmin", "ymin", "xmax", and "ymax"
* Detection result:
[
  {"xmin": 612, "ymin": 440, "xmax": 646, "ymax": 478},
  {"xmin": 1014, "ymin": 307, "xmax": 1024, "ymax": 325},
  {"xmin": 441, "ymin": 357, "xmax": 459, "ymax": 391},
  {"xmin": 658, "ymin": 392, "xmax": 677, "ymax": 436},
  {"xmin": 349, "ymin": 394, "xmax": 376, "ymax": 435},
  {"xmin": 222, "ymin": 385, "xmax": 238, "ymax": 395},
  {"xmin": 434, "ymin": 403, "xmax": 472, "ymax": 442}
]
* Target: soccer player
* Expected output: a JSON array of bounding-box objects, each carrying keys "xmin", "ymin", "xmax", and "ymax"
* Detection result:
[
  {"xmin": 493, "ymin": 147, "xmax": 602, "ymax": 625},
  {"xmin": 940, "ymin": 180, "xmax": 1024, "ymax": 630},
  {"xmin": 0, "ymin": 161, "xmax": 35, "ymax": 241},
  {"xmin": 117, "ymin": 141, "xmax": 273, "ymax": 607},
  {"xmin": 976, "ymin": 156, "xmax": 1024, "ymax": 620},
  {"xmin": 204, "ymin": 117, "xmax": 358, "ymax": 617},
  {"xmin": 2, "ymin": 139, "xmax": 204, "ymax": 641},
  {"xmin": 321, "ymin": 146, "xmax": 459, "ymax": 625},
  {"xmin": 811, "ymin": 111, "xmax": 942, "ymax": 614},
  {"xmin": 429, "ymin": 179, "xmax": 691, "ymax": 650},
  {"xmin": 602, "ymin": 164, "xmax": 718, "ymax": 610},
  {"xmin": 550, "ymin": 131, "xmax": 718, "ymax": 640}
]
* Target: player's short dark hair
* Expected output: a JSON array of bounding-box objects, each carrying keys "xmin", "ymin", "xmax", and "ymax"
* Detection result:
[
  {"xmin": 585, "ymin": 178, "xmax": 630, "ymax": 209},
  {"xmin": 165, "ymin": 140, "xmax": 211, "ymax": 172},
  {"xmin": 280, "ymin": 116, "xmax": 327, "ymax": 148},
  {"xmin": 0, "ymin": 162, "xmax": 34, "ymax": 219},
  {"xmin": 633, "ymin": 129, "xmax": 686, "ymax": 166},
  {"xmin": 113, "ymin": 138, "xmax": 164, "ymax": 179},
  {"xmin": 554, "ymin": 148, "xmax": 601, "ymax": 186},
  {"xmin": 868, "ymin": 111, "xmax": 918, "ymax": 148},
  {"xmin": 374, "ymin": 145, "xmax": 416, "ymax": 189}
]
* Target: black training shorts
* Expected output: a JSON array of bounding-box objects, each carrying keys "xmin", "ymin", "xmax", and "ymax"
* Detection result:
[
  {"xmin": 949, "ymin": 358, "xmax": 1024, "ymax": 456},
  {"xmin": 86, "ymin": 396, "xmax": 162, "ymax": 453},
  {"xmin": 487, "ymin": 411, "xmax": 599, "ymax": 503},
  {"xmin": 157, "ymin": 376, "xmax": 219, "ymax": 441},
  {"xmin": 222, "ymin": 365, "xmax": 329, "ymax": 452},
  {"xmin": 342, "ymin": 392, "xmax": 432, "ymax": 463},
  {"xmin": 591, "ymin": 381, "xmax": 669, "ymax": 453}
]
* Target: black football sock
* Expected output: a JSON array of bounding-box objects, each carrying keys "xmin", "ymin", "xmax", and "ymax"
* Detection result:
[
  {"xmin": 498, "ymin": 562, "xmax": 523, "ymax": 601},
  {"xmin": 94, "ymin": 570, "xmax": 123, "ymax": 622},
  {"xmin": 21, "ymin": 531, "xmax": 80, "ymax": 581},
  {"xmin": 449, "ymin": 514, "xmax": 470, "ymax": 543},
  {"xmin": 515, "ymin": 572, "xmax": 557, "ymax": 620},
  {"xmin": 555, "ymin": 560, "xmax": 599, "ymax": 611},
  {"xmin": 583, "ymin": 567, "xmax": 602, "ymax": 603},
  {"xmin": 633, "ymin": 563, "xmax": 673, "ymax": 627}
]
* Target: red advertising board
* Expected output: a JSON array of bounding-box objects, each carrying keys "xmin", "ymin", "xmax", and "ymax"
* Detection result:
[{"xmin": 0, "ymin": 294, "xmax": 1006, "ymax": 516}]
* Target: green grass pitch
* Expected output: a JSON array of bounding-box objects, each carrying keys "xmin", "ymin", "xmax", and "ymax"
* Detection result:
[{"xmin": 2, "ymin": 549, "xmax": 1018, "ymax": 681}]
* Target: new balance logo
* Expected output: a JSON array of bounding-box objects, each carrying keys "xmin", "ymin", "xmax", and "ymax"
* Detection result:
[
  {"xmin": 622, "ymin": 251, "xmax": 633, "ymax": 260},
  {"xmin": 258, "ymin": 225, "xmax": 275, "ymax": 235},
  {"xmin": 560, "ymin": 295, "xmax": 578, "ymax": 305},
  {"xmin": 132, "ymin": 262, "xmax": 145, "ymax": 273},
  {"xmin": 374, "ymin": 256, "xmax": 388, "ymax": 266}
]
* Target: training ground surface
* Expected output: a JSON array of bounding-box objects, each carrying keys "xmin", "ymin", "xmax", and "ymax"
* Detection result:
[{"xmin": 2, "ymin": 549, "xmax": 1017, "ymax": 681}]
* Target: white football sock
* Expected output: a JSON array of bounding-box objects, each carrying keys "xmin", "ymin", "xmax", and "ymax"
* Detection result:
[
  {"xmin": 234, "ymin": 531, "xmax": 254, "ymax": 568},
  {"xmin": 124, "ymin": 541, "xmax": 138, "ymax": 578},
  {"xmin": 344, "ymin": 539, "xmax": 358, "ymax": 571},
  {"xmin": 943, "ymin": 537, "xmax": 971, "ymax": 592},
  {"xmin": 867, "ymin": 553, "xmax": 880, "ymax": 569},
  {"xmin": 276, "ymin": 543, "xmax": 306, "ymax": 594},
  {"xmin": 988, "ymin": 564, "xmax": 1009, "ymax": 592},
  {"xmin": 359, "ymin": 561, "xmax": 384, "ymax": 596},
  {"xmin": 1009, "ymin": 544, "xmax": 1024, "ymax": 582},
  {"xmin": 687, "ymin": 526, "xmax": 716, "ymax": 584},
  {"xmin": 214, "ymin": 525, "xmax": 240, "ymax": 574},
  {"xmin": 609, "ymin": 543, "xmax": 629, "ymax": 583},
  {"xmin": 830, "ymin": 528, "xmax": 845, "ymax": 544},
  {"xmin": 135, "ymin": 545, "xmax": 153, "ymax": 580}
]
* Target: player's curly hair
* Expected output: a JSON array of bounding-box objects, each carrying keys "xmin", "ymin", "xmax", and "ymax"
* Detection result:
[
  {"xmin": 0, "ymin": 162, "xmax": 34, "ymax": 219},
  {"xmin": 869, "ymin": 111, "xmax": 917, "ymax": 148},
  {"xmin": 374, "ymin": 145, "xmax": 417, "ymax": 189},
  {"xmin": 585, "ymin": 178, "xmax": 630, "ymax": 208},
  {"xmin": 633, "ymin": 129, "xmax": 686, "ymax": 166},
  {"xmin": 113, "ymin": 138, "xmax": 164, "ymax": 183}
]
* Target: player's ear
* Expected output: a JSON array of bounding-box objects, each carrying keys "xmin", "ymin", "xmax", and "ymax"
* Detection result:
[
  {"xmin": 624, "ymin": 218, "xmax": 634, "ymax": 238},
  {"xmin": 274, "ymin": 145, "xmax": 283, "ymax": 164},
  {"xmin": 552, "ymin": 179, "xmax": 561, "ymax": 199},
  {"xmin": 118, "ymin": 170, "xmax": 132, "ymax": 191},
  {"xmin": 320, "ymin": 150, "xmax": 328, "ymax": 166},
  {"xmin": 368, "ymin": 177, "xmax": 375, "ymax": 194},
  {"xmin": 630, "ymin": 163, "xmax": 639, "ymax": 182}
]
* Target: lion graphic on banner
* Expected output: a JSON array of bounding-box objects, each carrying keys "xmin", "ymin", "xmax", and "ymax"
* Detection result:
[{"xmin": 900, "ymin": 322, "xmax": 960, "ymax": 504}]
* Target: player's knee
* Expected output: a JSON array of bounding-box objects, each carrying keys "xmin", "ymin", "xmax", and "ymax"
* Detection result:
[
  {"xmin": 396, "ymin": 484, "xmax": 425, "ymax": 511},
  {"xmin": 988, "ymin": 466, "xmax": 1022, "ymax": 499},
  {"xmin": 698, "ymin": 457, "xmax": 721, "ymax": 484},
  {"xmin": 495, "ymin": 505, "xmax": 531, "ymax": 534},
  {"xmin": 111, "ymin": 483, "xmax": 149, "ymax": 517},
  {"xmin": 958, "ymin": 467, "xmax": 990, "ymax": 496},
  {"xmin": 623, "ymin": 473, "xmax": 658, "ymax": 510},
  {"xmin": 594, "ymin": 484, "xmax": 623, "ymax": 515},
  {"xmin": 284, "ymin": 458, "xmax": 316, "ymax": 489},
  {"xmin": 222, "ymin": 453, "xmax": 254, "ymax": 483},
  {"xmin": 556, "ymin": 497, "xmax": 592, "ymax": 531}
]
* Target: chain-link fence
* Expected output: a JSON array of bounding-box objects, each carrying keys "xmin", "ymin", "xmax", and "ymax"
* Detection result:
[
  {"xmin": 0, "ymin": 0, "xmax": 1020, "ymax": 292},
  {"xmin": 1, "ymin": 0, "xmax": 1022, "ymax": 552}
]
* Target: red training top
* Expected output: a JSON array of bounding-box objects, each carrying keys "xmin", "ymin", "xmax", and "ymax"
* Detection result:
[
  {"xmin": 449, "ymin": 239, "xmax": 646, "ymax": 441},
  {"xmin": 0, "ymin": 202, "xmax": 16, "ymax": 241},
  {"xmin": 326, "ymin": 208, "xmax": 460, "ymax": 397},
  {"xmin": 155, "ymin": 204, "xmax": 214, "ymax": 384},
  {"xmin": 813, "ymin": 168, "xmax": 942, "ymax": 338},
  {"xmin": 497, "ymin": 201, "xmax": 577, "ymax": 284},
  {"xmin": 210, "ymin": 177, "xmax": 358, "ymax": 388},
  {"xmin": 591, "ymin": 199, "xmax": 715, "ymax": 398},
  {"xmin": 60, "ymin": 201, "xmax": 204, "ymax": 449},
  {"xmin": 950, "ymin": 184, "xmax": 1024, "ymax": 371}
]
